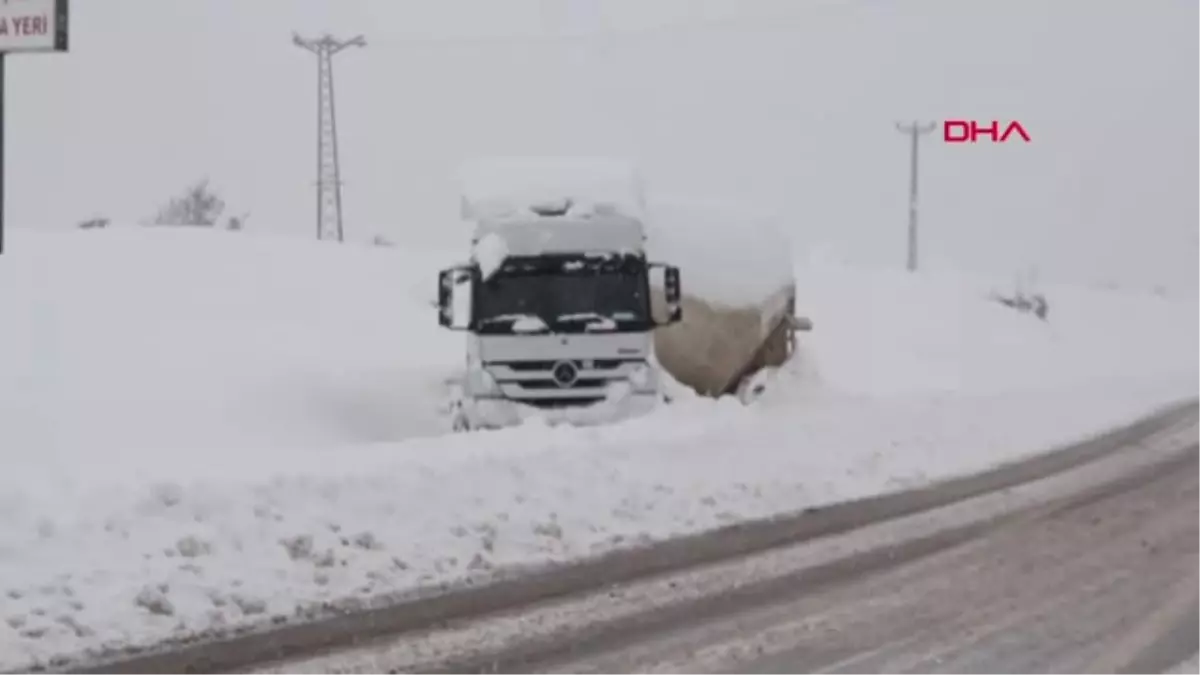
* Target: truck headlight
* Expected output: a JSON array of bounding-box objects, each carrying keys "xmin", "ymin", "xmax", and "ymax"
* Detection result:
[{"xmin": 466, "ymin": 368, "xmax": 501, "ymax": 397}]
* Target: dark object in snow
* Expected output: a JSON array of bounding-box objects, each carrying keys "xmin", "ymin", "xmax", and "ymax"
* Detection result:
[
  {"xmin": 78, "ymin": 217, "xmax": 110, "ymax": 230},
  {"xmin": 153, "ymin": 179, "xmax": 226, "ymax": 227},
  {"xmin": 990, "ymin": 290, "xmax": 1050, "ymax": 322}
]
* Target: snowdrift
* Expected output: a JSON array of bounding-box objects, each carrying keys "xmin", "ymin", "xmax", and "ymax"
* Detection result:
[{"xmin": 0, "ymin": 228, "xmax": 464, "ymax": 461}]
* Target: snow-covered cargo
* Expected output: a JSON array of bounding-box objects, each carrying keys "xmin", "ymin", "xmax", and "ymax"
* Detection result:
[{"xmin": 646, "ymin": 198, "xmax": 804, "ymax": 397}]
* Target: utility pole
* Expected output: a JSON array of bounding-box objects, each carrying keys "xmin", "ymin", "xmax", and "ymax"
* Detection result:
[
  {"xmin": 293, "ymin": 33, "xmax": 365, "ymax": 243},
  {"xmin": 895, "ymin": 121, "xmax": 936, "ymax": 272}
]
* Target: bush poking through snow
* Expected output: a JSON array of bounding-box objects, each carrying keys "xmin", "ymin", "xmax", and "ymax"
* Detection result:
[{"xmin": 152, "ymin": 179, "xmax": 226, "ymax": 227}]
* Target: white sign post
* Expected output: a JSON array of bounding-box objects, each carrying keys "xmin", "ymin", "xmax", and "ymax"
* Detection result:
[{"xmin": 0, "ymin": 0, "xmax": 68, "ymax": 253}]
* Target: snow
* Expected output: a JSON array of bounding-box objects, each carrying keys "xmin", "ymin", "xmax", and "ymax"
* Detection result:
[
  {"xmin": 511, "ymin": 315, "xmax": 550, "ymax": 333},
  {"xmin": 0, "ymin": 229, "xmax": 464, "ymax": 458},
  {"xmin": 457, "ymin": 157, "xmax": 794, "ymax": 310},
  {"xmin": 472, "ymin": 232, "xmax": 508, "ymax": 281},
  {"xmin": 794, "ymin": 254, "xmax": 1199, "ymax": 396},
  {"xmin": 458, "ymin": 156, "xmax": 646, "ymax": 222},
  {"xmin": 558, "ymin": 312, "xmax": 620, "ymax": 332},
  {"xmin": 458, "ymin": 156, "xmax": 796, "ymax": 309},
  {"xmin": 0, "ymin": 227, "xmax": 1196, "ymax": 670},
  {"xmin": 475, "ymin": 314, "xmax": 549, "ymax": 333},
  {"xmin": 2, "ymin": 2, "xmax": 1192, "ymax": 666},
  {"xmin": 645, "ymin": 196, "xmax": 796, "ymax": 309}
]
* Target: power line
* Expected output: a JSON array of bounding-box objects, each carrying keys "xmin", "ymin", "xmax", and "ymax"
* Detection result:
[
  {"xmin": 895, "ymin": 121, "xmax": 936, "ymax": 272},
  {"xmin": 293, "ymin": 33, "xmax": 365, "ymax": 243}
]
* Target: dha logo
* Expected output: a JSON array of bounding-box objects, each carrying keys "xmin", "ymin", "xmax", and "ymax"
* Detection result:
[{"xmin": 943, "ymin": 120, "xmax": 1031, "ymax": 143}]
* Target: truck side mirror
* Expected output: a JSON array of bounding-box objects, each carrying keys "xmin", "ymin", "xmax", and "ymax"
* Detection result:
[
  {"xmin": 438, "ymin": 266, "xmax": 474, "ymax": 330},
  {"xmin": 649, "ymin": 263, "xmax": 683, "ymax": 325}
]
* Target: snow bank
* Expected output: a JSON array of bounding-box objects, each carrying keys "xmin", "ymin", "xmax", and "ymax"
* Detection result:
[
  {"xmin": 0, "ymin": 227, "xmax": 464, "ymax": 462},
  {"xmin": 1, "ymin": 375, "xmax": 1194, "ymax": 671},
  {"xmin": 457, "ymin": 156, "xmax": 647, "ymax": 221},
  {"xmin": 0, "ymin": 227, "xmax": 1196, "ymax": 670}
]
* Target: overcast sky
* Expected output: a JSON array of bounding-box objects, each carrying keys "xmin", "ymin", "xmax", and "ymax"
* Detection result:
[{"xmin": 7, "ymin": 0, "xmax": 1197, "ymax": 292}]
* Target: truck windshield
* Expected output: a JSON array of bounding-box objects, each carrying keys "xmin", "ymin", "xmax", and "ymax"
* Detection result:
[{"xmin": 473, "ymin": 254, "xmax": 651, "ymax": 334}]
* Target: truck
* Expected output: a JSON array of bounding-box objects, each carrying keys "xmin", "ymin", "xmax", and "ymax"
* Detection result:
[{"xmin": 436, "ymin": 197, "xmax": 683, "ymax": 431}]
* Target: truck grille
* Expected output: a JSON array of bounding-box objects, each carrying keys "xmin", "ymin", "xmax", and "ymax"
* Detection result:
[
  {"xmin": 523, "ymin": 397, "xmax": 606, "ymax": 409},
  {"xmin": 501, "ymin": 359, "xmax": 626, "ymax": 372},
  {"xmin": 517, "ymin": 378, "xmax": 608, "ymax": 390},
  {"xmin": 485, "ymin": 358, "xmax": 645, "ymax": 409}
]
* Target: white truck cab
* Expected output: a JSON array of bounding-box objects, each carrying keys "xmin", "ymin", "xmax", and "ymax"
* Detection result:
[{"xmin": 438, "ymin": 198, "xmax": 682, "ymax": 430}]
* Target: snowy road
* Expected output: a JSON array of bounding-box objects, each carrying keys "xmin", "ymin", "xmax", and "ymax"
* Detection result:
[{"xmin": 513, "ymin": 444, "xmax": 1199, "ymax": 674}]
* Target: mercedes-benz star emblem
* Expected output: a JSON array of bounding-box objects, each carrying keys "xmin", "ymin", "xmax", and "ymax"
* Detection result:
[{"xmin": 551, "ymin": 360, "xmax": 578, "ymax": 388}]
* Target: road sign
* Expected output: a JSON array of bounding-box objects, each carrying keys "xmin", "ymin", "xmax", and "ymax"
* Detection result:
[
  {"xmin": 0, "ymin": 0, "xmax": 68, "ymax": 53},
  {"xmin": 0, "ymin": 0, "xmax": 69, "ymax": 253}
]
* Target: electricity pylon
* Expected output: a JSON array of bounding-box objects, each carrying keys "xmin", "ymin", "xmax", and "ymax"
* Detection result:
[{"xmin": 294, "ymin": 33, "xmax": 365, "ymax": 242}]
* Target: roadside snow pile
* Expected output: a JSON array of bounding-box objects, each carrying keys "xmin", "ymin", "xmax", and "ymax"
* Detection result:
[
  {"xmin": 1, "ymin": 376, "xmax": 1194, "ymax": 671},
  {"xmin": 1, "ymin": 227, "xmax": 1196, "ymax": 670}
]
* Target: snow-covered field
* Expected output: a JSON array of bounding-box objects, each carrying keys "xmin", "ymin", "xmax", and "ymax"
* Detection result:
[{"xmin": 0, "ymin": 226, "xmax": 1195, "ymax": 669}]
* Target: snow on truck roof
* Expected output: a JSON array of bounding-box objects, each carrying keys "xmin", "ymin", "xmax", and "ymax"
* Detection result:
[
  {"xmin": 471, "ymin": 205, "xmax": 647, "ymax": 258},
  {"xmin": 457, "ymin": 156, "xmax": 647, "ymax": 222},
  {"xmin": 455, "ymin": 157, "xmax": 795, "ymax": 308},
  {"xmin": 644, "ymin": 197, "xmax": 796, "ymax": 308}
]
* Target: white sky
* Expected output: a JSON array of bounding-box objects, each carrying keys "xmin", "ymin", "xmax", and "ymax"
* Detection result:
[{"xmin": 6, "ymin": 0, "xmax": 1198, "ymax": 292}]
